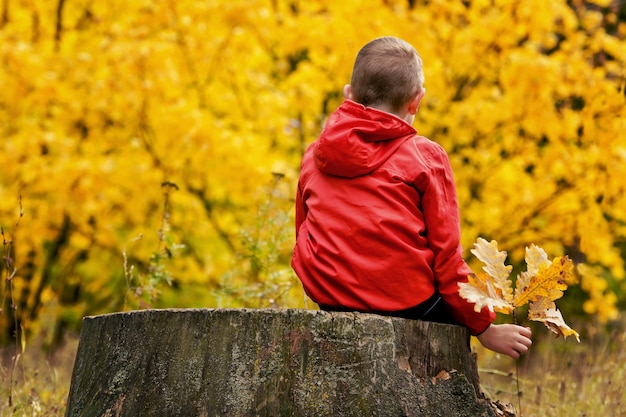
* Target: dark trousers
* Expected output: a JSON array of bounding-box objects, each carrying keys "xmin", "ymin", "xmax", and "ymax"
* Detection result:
[{"xmin": 320, "ymin": 293, "xmax": 457, "ymax": 325}]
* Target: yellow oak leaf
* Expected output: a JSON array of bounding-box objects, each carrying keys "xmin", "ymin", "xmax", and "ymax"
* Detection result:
[
  {"xmin": 528, "ymin": 297, "xmax": 580, "ymax": 342},
  {"xmin": 458, "ymin": 272, "xmax": 514, "ymax": 314},
  {"xmin": 515, "ymin": 244, "xmax": 550, "ymax": 299},
  {"xmin": 469, "ymin": 238, "xmax": 514, "ymax": 304},
  {"xmin": 524, "ymin": 244, "xmax": 550, "ymax": 275},
  {"xmin": 513, "ymin": 256, "xmax": 573, "ymax": 307}
]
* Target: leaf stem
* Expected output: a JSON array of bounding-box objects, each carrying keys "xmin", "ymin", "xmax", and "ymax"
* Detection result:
[
  {"xmin": 516, "ymin": 359, "xmax": 522, "ymax": 416},
  {"xmin": 513, "ymin": 308, "xmax": 523, "ymax": 416}
]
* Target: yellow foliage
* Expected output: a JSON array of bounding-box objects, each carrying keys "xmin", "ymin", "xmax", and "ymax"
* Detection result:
[
  {"xmin": 0, "ymin": 0, "xmax": 624, "ymax": 342},
  {"xmin": 577, "ymin": 263, "xmax": 620, "ymax": 322}
]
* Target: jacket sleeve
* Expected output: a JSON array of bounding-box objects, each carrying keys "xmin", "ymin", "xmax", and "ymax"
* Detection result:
[{"xmin": 418, "ymin": 143, "xmax": 495, "ymax": 335}]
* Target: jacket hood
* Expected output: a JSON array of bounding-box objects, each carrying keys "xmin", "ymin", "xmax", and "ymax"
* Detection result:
[{"xmin": 314, "ymin": 100, "xmax": 417, "ymax": 178}]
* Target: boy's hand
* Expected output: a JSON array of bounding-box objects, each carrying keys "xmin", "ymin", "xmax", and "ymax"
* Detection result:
[{"xmin": 476, "ymin": 324, "xmax": 532, "ymax": 359}]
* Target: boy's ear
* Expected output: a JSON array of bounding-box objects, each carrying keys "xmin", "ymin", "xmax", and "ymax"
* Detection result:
[
  {"xmin": 408, "ymin": 89, "xmax": 426, "ymax": 115},
  {"xmin": 343, "ymin": 84, "xmax": 353, "ymax": 100}
]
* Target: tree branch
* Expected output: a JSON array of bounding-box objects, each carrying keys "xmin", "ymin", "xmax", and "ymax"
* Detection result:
[{"xmin": 55, "ymin": 0, "xmax": 66, "ymax": 51}]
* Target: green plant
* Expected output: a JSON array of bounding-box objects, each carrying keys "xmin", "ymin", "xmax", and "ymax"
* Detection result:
[
  {"xmin": 213, "ymin": 173, "xmax": 303, "ymax": 309},
  {"xmin": 123, "ymin": 182, "xmax": 182, "ymax": 309}
]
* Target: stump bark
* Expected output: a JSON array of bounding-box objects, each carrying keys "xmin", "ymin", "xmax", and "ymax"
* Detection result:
[{"xmin": 64, "ymin": 308, "xmax": 509, "ymax": 417}]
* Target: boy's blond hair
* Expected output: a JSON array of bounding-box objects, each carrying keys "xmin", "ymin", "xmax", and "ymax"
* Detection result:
[{"xmin": 350, "ymin": 37, "xmax": 424, "ymax": 113}]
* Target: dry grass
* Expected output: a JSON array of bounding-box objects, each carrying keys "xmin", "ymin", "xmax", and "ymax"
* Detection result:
[
  {"xmin": 478, "ymin": 319, "xmax": 626, "ymax": 417},
  {"xmin": 0, "ymin": 319, "xmax": 624, "ymax": 416},
  {"xmin": 0, "ymin": 337, "xmax": 78, "ymax": 417}
]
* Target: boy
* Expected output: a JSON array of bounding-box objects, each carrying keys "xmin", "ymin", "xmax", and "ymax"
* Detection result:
[{"xmin": 291, "ymin": 36, "xmax": 531, "ymax": 358}]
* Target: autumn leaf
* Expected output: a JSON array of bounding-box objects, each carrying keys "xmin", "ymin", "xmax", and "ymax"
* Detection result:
[
  {"xmin": 528, "ymin": 297, "xmax": 580, "ymax": 342},
  {"xmin": 459, "ymin": 238, "xmax": 516, "ymax": 313},
  {"xmin": 513, "ymin": 256, "xmax": 573, "ymax": 307},
  {"xmin": 470, "ymin": 238, "xmax": 514, "ymax": 304},
  {"xmin": 515, "ymin": 244, "xmax": 550, "ymax": 298},
  {"xmin": 458, "ymin": 272, "xmax": 515, "ymax": 314}
]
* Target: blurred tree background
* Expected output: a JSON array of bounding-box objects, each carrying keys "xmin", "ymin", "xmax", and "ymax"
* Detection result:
[{"xmin": 0, "ymin": 0, "xmax": 624, "ymax": 349}]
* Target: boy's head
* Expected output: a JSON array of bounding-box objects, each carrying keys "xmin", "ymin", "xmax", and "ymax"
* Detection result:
[{"xmin": 347, "ymin": 37, "xmax": 424, "ymax": 115}]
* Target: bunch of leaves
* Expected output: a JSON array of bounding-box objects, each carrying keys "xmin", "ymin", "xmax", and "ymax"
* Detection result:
[{"xmin": 459, "ymin": 237, "xmax": 580, "ymax": 342}]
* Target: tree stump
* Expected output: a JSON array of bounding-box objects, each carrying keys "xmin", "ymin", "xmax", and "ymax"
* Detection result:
[{"xmin": 64, "ymin": 308, "xmax": 510, "ymax": 417}]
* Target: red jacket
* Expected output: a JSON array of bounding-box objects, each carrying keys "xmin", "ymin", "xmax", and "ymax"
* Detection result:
[{"xmin": 291, "ymin": 100, "xmax": 494, "ymax": 335}]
